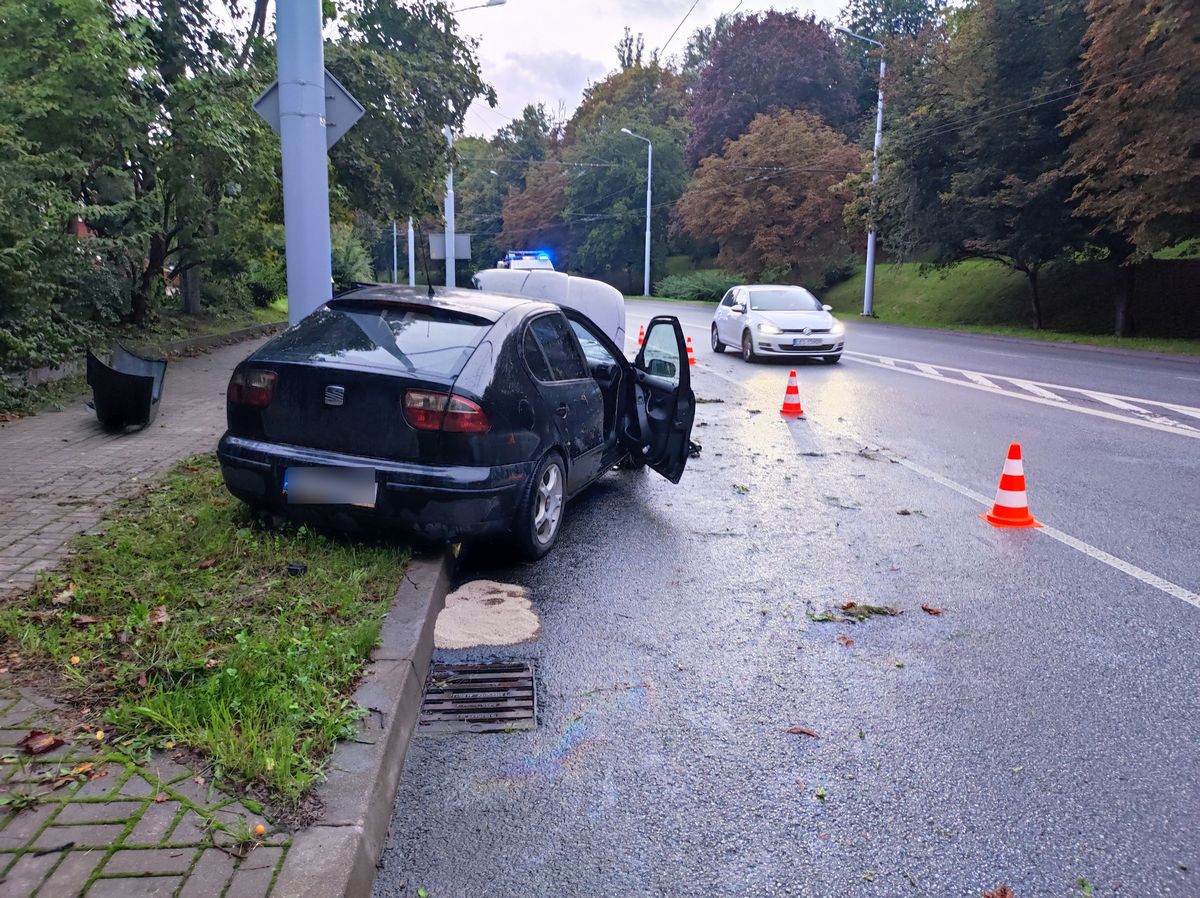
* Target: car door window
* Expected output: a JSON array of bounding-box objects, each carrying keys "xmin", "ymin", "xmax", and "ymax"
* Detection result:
[
  {"xmin": 720, "ymin": 290, "xmax": 735, "ymax": 308},
  {"xmin": 522, "ymin": 328, "xmax": 554, "ymax": 382},
  {"xmin": 568, "ymin": 319, "xmax": 618, "ymax": 367},
  {"xmin": 529, "ymin": 314, "xmax": 589, "ymax": 381},
  {"xmin": 641, "ymin": 321, "xmax": 682, "ymax": 386}
]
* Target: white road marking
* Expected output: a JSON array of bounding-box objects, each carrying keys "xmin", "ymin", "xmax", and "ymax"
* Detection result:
[
  {"xmin": 914, "ymin": 363, "xmax": 943, "ymax": 377},
  {"xmin": 1009, "ymin": 379, "xmax": 1064, "ymax": 401},
  {"xmin": 1082, "ymin": 391, "xmax": 1150, "ymax": 414},
  {"xmin": 841, "ymin": 353, "xmax": 1200, "ymax": 439},
  {"xmin": 963, "ymin": 371, "xmax": 999, "ymax": 389}
]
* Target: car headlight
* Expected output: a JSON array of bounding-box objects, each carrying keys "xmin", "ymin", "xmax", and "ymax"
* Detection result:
[
  {"xmin": 757, "ymin": 322, "xmax": 783, "ymax": 336},
  {"xmin": 830, "ymin": 321, "xmax": 845, "ymax": 337}
]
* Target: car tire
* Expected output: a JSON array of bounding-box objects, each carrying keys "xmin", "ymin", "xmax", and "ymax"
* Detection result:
[
  {"xmin": 512, "ymin": 452, "xmax": 567, "ymax": 560},
  {"xmin": 823, "ymin": 354, "xmax": 842, "ymax": 364},
  {"xmin": 711, "ymin": 324, "xmax": 726, "ymax": 353},
  {"xmin": 741, "ymin": 330, "xmax": 758, "ymax": 363}
]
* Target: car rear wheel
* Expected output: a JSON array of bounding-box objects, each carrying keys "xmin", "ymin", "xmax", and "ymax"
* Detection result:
[
  {"xmin": 513, "ymin": 452, "xmax": 566, "ymax": 560},
  {"xmin": 741, "ymin": 330, "xmax": 758, "ymax": 363},
  {"xmin": 823, "ymin": 354, "xmax": 842, "ymax": 364},
  {"xmin": 711, "ymin": 324, "xmax": 726, "ymax": 353}
]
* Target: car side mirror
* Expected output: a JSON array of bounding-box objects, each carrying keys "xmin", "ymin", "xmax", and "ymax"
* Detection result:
[
  {"xmin": 822, "ymin": 304, "xmax": 832, "ymax": 312},
  {"xmin": 731, "ymin": 303, "xmax": 746, "ymax": 314},
  {"xmin": 648, "ymin": 358, "xmax": 677, "ymax": 379}
]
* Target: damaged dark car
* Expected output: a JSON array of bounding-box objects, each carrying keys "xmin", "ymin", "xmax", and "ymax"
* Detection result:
[{"xmin": 217, "ymin": 285, "xmax": 696, "ymax": 558}]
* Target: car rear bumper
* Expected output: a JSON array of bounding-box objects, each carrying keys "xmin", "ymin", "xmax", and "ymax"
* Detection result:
[
  {"xmin": 755, "ymin": 338, "xmax": 844, "ymax": 356},
  {"xmin": 217, "ymin": 433, "xmax": 531, "ymax": 542}
]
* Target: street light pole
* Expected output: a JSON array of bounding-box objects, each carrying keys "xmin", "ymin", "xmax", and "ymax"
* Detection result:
[
  {"xmin": 837, "ymin": 27, "xmax": 885, "ymax": 318},
  {"xmin": 622, "ymin": 128, "xmax": 653, "ymax": 298},
  {"xmin": 444, "ymin": 125, "xmax": 456, "ymax": 288},
  {"xmin": 276, "ymin": 0, "xmax": 332, "ymax": 325}
]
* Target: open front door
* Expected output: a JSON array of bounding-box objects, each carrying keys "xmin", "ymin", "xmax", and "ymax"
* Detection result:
[{"xmin": 626, "ymin": 316, "xmax": 696, "ymax": 483}]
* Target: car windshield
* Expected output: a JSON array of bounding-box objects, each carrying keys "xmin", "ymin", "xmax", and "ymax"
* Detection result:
[
  {"xmin": 748, "ymin": 288, "xmax": 822, "ymax": 312},
  {"xmin": 263, "ymin": 302, "xmax": 491, "ymax": 377}
]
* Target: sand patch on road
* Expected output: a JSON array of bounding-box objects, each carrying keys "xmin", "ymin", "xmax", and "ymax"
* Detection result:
[{"xmin": 434, "ymin": 580, "xmax": 541, "ymax": 649}]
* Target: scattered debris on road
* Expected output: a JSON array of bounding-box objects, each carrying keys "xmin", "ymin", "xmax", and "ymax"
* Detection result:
[
  {"xmin": 836, "ymin": 634, "xmax": 855, "ymax": 647},
  {"xmin": 784, "ymin": 726, "xmax": 820, "ymax": 738},
  {"xmin": 434, "ymin": 580, "xmax": 540, "ymax": 649},
  {"xmin": 897, "ymin": 508, "xmax": 927, "ymax": 517},
  {"xmin": 921, "ymin": 602, "xmax": 944, "ymax": 615}
]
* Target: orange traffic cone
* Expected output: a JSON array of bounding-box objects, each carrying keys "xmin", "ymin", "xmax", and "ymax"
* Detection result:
[
  {"xmin": 981, "ymin": 443, "xmax": 1041, "ymax": 528},
  {"xmin": 779, "ymin": 370, "xmax": 804, "ymax": 416},
  {"xmin": 637, "ymin": 324, "xmax": 645, "ymax": 346},
  {"xmin": 686, "ymin": 336, "xmax": 697, "ymax": 366}
]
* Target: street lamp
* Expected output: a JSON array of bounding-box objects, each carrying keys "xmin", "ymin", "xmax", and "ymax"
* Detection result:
[
  {"xmin": 454, "ymin": 0, "xmax": 506, "ymax": 11},
  {"xmin": 621, "ymin": 128, "xmax": 653, "ymax": 298},
  {"xmin": 837, "ymin": 26, "xmax": 885, "ymax": 318},
  {"xmin": 442, "ymin": 0, "xmax": 506, "ymax": 288}
]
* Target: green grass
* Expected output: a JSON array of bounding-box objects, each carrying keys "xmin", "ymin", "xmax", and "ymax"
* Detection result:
[
  {"xmin": 0, "ymin": 456, "xmax": 408, "ymax": 804},
  {"xmin": 819, "ymin": 259, "xmax": 1200, "ymax": 355}
]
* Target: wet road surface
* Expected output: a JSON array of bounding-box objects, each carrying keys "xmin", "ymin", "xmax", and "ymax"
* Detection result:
[{"xmin": 374, "ymin": 303, "xmax": 1199, "ymax": 898}]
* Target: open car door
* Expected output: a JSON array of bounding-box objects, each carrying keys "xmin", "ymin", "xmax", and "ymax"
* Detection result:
[{"xmin": 625, "ymin": 316, "xmax": 696, "ymax": 483}]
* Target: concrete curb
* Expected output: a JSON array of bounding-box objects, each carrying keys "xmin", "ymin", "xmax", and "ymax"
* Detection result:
[{"xmin": 272, "ymin": 551, "xmax": 453, "ymax": 898}]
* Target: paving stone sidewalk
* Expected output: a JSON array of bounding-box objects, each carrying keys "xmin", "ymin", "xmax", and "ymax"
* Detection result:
[{"xmin": 0, "ymin": 337, "xmax": 290, "ymax": 897}]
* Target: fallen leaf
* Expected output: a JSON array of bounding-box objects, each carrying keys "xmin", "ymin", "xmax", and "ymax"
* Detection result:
[
  {"xmin": 52, "ymin": 583, "xmax": 77, "ymax": 605},
  {"xmin": 148, "ymin": 606, "xmax": 170, "ymax": 625},
  {"xmin": 836, "ymin": 635, "xmax": 855, "ymax": 647},
  {"xmin": 17, "ymin": 731, "xmax": 64, "ymax": 755},
  {"xmin": 204, "ymin": 658, "xmax": 223, "ymax": 669},
  {"xmin": 784, "ymin": 726, "xmax": 820, "ymax": 738},
  {"xmin": 983, "ymin": 887, "xmax": 1015, "ymax": 898},
  {"xmin": 921, "ymin": 603, "xmax": 944, "ymax": 615},
  {"xmin": 136, "ymin": 672, "xmax": 148, "ymax": 688},
  {"xmin": 194, "ymin": 776, "xmax": 205, "ymax": 786},
  {"xmin": 840, "ymin": 601, "xmax": 857, "ymax": 611},
  {"xmin": 154, "ymin": 792, "xmax": 169, "ymax": 803},
  {"xmin": 71, "ymin": 615, "xmax": 99, "ymax": 627},
  {"xmin": 197, "ymin": 558, "xmax": 218, "ymax": 570},
  {"xmin": 72, "ymin": 763, "xmax": 94, "ymax": 776}
]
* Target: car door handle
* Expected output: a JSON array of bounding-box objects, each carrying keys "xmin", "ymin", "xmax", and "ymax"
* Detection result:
[{"xmin": 555, "ymin": 403, "xmax": 569, "ymax": 418}]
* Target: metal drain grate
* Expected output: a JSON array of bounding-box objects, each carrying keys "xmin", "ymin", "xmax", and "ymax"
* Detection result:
[{"xmin": 418, "ymin": 662, "xmax": 537, "ymax": 733}]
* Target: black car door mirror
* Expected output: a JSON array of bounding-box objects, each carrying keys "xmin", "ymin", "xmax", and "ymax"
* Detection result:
[{"xmin": 648, "ymin": 358, "xmax": 677, "ymax": 379}]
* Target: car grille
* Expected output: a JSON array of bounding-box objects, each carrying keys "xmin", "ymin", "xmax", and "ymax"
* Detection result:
[
  {"xmin": 780, "ymin": 328, "xmax": 832, "ymax": 334},
  {"xmin": 761, "ymin": 343, "xmax": 837, "ymax": 352}
]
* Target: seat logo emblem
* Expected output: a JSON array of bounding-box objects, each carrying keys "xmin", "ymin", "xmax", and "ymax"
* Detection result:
[{"xmin": 324, "ymin": 385, "xmax": 345, "ymax": 407}]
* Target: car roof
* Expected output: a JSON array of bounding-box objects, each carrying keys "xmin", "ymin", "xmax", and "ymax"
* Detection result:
[{"xmin": 331, "ymin": 284, "xmax": 558, "ymax": 323}]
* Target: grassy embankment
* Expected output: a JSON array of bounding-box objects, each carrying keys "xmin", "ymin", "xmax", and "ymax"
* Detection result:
[{"xmin": 0, "ymin": 455, "xmax": 408, "ymax": 805}]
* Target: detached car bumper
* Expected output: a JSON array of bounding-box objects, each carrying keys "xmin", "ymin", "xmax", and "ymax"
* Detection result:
[
  {"xmin": 217, "ymin": 433, "xmax": 531, "ymax": 542},
  {"xmin": 755, "ymin": 337, "xmax": 844, "ymax": 356}
]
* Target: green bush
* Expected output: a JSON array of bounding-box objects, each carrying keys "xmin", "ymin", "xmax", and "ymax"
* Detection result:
[
  {"xmin": 822, "ymin": 258, "xmax": 857, "ymax": 288},
  {"xmin": 654, "ymin": 270, "xmax": 746, "ymax": 302}
]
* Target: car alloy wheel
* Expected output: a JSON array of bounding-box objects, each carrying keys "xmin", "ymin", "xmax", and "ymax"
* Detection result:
[{"xmin": 532, "ymin": 461, "xmax": 564, "ymax": 546}]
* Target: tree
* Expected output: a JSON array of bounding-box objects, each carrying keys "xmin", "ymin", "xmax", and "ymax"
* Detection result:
[
  {"xmin": 564, "ymin": 125, "xmax": 687, "ymax": 292},
  {"xmin": 686, "ymin": 12, "xmax": 857, "ymax": 165},
  {"xmin": 677, "ymin": 110, "xmax": 864, "ymax": 281},
  {"xmin": 569, "ymin": 63, "xmax": 690, "ymax": 143},
  {"xmin": 615, "ymin": 26, "xmax": 646, "ymax": 70},
  {"xmin": 328, "ymin": 0, "xmax": 495, "ymax": 223},
  {"xmin": 840, "ymin": 0, "xmax": 949, "ymax": 39},
  {"xmin": 679, "ymin": 14, "xmax": 737, "ymax": 83},
  {"xmin": 1062, "ymin": 0, "xmax": 1200, "ymax": 335},
  {"xmin": 861, "ymin": 0, "xmax": 1090, "ymax": 329},
  {"xmin": 499, "ymin": 164, "xmax": 571, "ymax": 263}
]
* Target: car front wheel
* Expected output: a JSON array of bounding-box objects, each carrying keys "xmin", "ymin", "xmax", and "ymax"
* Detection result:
[
  {"xmin": 741, "ymin": 330, "xmax": 757, "ymax": 363},
  {"xmin": 711, "ymin": 324, "xmax": 726, "ymax": 353},
  {"xmin": 513, "ymin": 452, "xmax": 566, "ymax": 560}
]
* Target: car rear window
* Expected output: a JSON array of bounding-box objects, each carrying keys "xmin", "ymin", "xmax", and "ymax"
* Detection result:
[{"xmin": 263, "ymin": 302, "xmax": 491, "ymax": 377}]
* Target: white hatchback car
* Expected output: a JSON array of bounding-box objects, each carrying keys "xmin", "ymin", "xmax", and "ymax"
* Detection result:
[{"xmin": 711, "ymin": 285, "xmax": 845, "ymax": 363}]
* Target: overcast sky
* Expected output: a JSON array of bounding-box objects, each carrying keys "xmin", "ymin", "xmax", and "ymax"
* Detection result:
[{"xmin": 457, "ymin": 1, "xmax": 846, "ymax": 136}]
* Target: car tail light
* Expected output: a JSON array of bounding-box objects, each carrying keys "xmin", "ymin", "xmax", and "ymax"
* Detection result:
[
  {"xmin": 227, "ymin": 367, "xmax": 278, "ymax": 408},
  {"xmin": 403, "ymin": 390, "xmax": 490, "ymax": 433}
]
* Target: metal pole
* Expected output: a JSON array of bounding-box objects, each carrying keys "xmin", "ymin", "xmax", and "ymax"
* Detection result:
[
  {"xmin": 643, "ymin": 141, "xmax": 652, "ymax": 297},
  {"xmin": 391, "ymin": 221, "xmax": 398, "ymax": 284},
  {"xmin": 444, "ymin": 125, "xmax": 456, "ymax": 288},
  {"xmin": 407, "ymin": 217, "xmax": 416, "ymax": 287},
  {"xmin": 276, "ymin": 0, "xmax": 332, "ymax": 325},
  {"xmin": 862, "ymin": 56, "xmax": 885, "ymax": 318}
]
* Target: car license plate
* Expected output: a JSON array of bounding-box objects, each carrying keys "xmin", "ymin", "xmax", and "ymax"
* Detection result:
[
  {"xmin": 792, "ymin": 337, "xmax": 821, "ymax": 347},
  {"xmin": 284, "ymin": 467, "xmax": 377, "ymax": 508}
]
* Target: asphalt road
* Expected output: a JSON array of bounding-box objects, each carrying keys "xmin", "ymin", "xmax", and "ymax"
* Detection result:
[{"xmin": 374, "ymin": 302, "xmax": 1200, "ymax": 898}]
